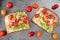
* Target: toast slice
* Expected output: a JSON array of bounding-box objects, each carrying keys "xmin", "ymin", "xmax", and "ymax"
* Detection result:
[
  {"xmin": 32, "ymin": 7, "xmax": 59, "ymax": 33},
  {"xmin": 5, "ymin": 11, "xmax": 30, "ymax": 33}
]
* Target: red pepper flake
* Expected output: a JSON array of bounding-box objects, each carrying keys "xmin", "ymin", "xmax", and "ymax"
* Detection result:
[{"xmin": 52, "ymin": 4, "xmax": 59, "ymax": 10}]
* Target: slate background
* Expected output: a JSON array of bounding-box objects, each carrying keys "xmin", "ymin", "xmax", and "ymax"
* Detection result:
[{"xmin": 0, "ymin": 0, "xmax": 60, "ymax": 40}]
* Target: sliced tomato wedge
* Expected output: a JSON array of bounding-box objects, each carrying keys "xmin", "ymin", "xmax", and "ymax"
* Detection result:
[
  {"xmin": 46, "ymin": 20, "xmax": 50, "ymax": 26},
  {"xmin": 34, "ymin": 13, "xmax": 39, "ymax": 18},
  {"xmin": 9, "ymin": 14, "xmax": 13, "ymax": 20},
  {"xmin": 22, "ymin": 15, "xmax": 29, "ymax": 24},
  {"xmin": 42, "ymin": 8, "xmax": 47, "ymax": 14}
]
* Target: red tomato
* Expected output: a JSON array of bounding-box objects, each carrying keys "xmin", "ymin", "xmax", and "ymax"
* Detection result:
[
  {"xmin": 16, "ymin": 17, "xmax": 21, "ymax": 22},
  {"xmin": 42, "ymin": 8, "xmax": 47, "ymax": 14},
  {"xmin": 22, "ymin": 15, "xmax": 28, "ymax": 20},
  {"xmin": 52, "ymin": 4, "xmax": 59, "ymax": 9},
  {"xmin": 23, "ymin": 20, "xmax": 28, "ymax": 24},
  {"xmin": 13, "ymin": 22, "xmax": 18, "ymax": 27},
  {"xmin": 9, "ymin": 14, "xmax": 13, "ymax": 20},
  {"xmin": 46, "ymin": 20, "xmax": 50, "ymax": 26},
  {"xmin": 34, "ymin": 13, "xmax": 39, "ymax": 18},
  {"xmin": 50, "ymin": 15, "xmax": 55, "ymax": 19},
  {"xmin": 28, "ymin": 31, "xmax": 35, "ymax": 37},
  {"xmin": 26, "ymin": 6, "xmax": 32, "ymax": 12},
  {"xmin": 22, "ymin": 15, "xmax": 28, "ymax": 24},
  {"xmin": 9, "ymin": 21, "xmax": 13, "ymax": 26},
  {"xmin": 16, "ymin": 18, "xmax": 20, "ymax": 22},
  {"xmin": 0, "ymin": 30, "xmax": 6, "ymax": 37},
  {"xmin": 6, "ymin": 2, "xmax": 13, "ymax": 8}
]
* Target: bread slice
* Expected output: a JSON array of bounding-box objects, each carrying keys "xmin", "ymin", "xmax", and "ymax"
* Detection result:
[
  {"xmin": 5, "ymin": 11, "xmax": 30, "ymax": 33},
  {"xmin": 32, "ymin": 7, "xmax": 59, "ymax": 33}
]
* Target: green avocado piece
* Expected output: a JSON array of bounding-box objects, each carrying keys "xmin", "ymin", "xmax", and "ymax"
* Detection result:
[
  {"xmin": 11, "ymin": 23, "xmax": 28, "ymax": 30},
  {"xmin": 38, "ymin": 18, "xmax": 52, "ymax": 32}
]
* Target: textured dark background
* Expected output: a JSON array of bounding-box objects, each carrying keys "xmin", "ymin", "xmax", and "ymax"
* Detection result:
[{"xmin": 0, "ymin": 0, "xmax": 60, "ymax": 40}]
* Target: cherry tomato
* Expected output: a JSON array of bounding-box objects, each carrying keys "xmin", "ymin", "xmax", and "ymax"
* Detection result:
[
  {"xmin": 46, "ymin": 20, "xmax": 50, "ymax": 26},
  {"xmin": 26, "ymin": 6, "xmax": 32, "ymax": 12},
  {"xmin": 9, "ymin": 14, "xmax": 13, "ymax": 20},
  {"xmin": 37, "ymin": 31, "xmax": 42, "ymax": 37},
  {"xmin": 11, "ymin": 17, "xmax": 16, "ymax": 22},
  {"xmin": 0, "ymin": 30, "xmax": 6, "ymax": 37},
  {"xmin": 9, "ymin": 21, "xmax": 13, "ymax": 26},
  {"xmin": 34, "ymin": 13, "xmax": 39, "ymax": 18},
  {"xmin": 1, "ymin": 9, "xmax": 7, "ymax": 15},
  {"xmin": 6, "ymin": 2, "xmax": 13, "ymax": 8},
  {"xmin": 42, "ymin": 17, "xmax": 46, "ymax": 22},
  {"xmin": 52, "ymin": 22, "xmax": 56, "ymax": 27},
  {"xmin": 42, "ymin": 8, "xmax": 47, "ymax": 14},
  {"xmin": 50, "ymin": 15, "xmax": 55, "ymax": 19},
  {"xmin": 52, "ymin": 33, "xmax": 58, "ymax": 39},
  {"xmin": 16, "ymin": 18, "xmax": 20, "ymax": 22},
  {"xmin": 22, "ymin": 15, "xmax": 29, "ymax": 24},
  {"xmin": 45, "ymin": 13, "xmax": 50, "ymax": 19},
  {"xmin": 22, "ymin": 15, "xmax": 28, "ymax": 20},
  {"xmin": 28, "ymin": 31, "xmax": 35, "ymax": 37},
  {"xmin": 32, "ymin": 3, "xmax": 39, "ymax": 9},
  {"xmin": 16, "ymin": 17, "xmax": 21, "ymax": 22},
  {"xmin": 23, "ymin": 20, "xmax": 29, "ymax": 24},
  {"xmin": 52, "ymin": 4, "xmax": 59, "ymax": 10},
  {"xmin": 13, "ymin": 22, "xmax": 18, "ymax": 27}
]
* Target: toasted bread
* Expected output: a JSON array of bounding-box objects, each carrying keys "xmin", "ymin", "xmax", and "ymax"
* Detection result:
[
  {"xmin": 32, "ymin": 7, "xmax": 59, "ymax": 33},
  {"xmin": 5, "ymin": 11, "xmax": 30, "ymax": 33}
]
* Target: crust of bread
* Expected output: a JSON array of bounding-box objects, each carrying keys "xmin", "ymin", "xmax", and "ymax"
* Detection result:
[
  {"xmin": 5, "ymin": 11, "xmax": 30, "ymax": 33},
  {"xmin": 32, "ymin": 7, "xmax": 59, "ymax": 33}
]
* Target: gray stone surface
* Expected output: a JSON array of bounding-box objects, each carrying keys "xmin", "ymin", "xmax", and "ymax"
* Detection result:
[{"xmin": 0, "ymin": 0, "xmax": 60, "ymax": 40}]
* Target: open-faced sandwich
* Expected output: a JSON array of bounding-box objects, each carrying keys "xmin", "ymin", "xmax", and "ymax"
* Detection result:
[
  {"xmin": 32, "ymin": 7, "xmax": 59, "ymax": 33},
  {"xmin": 5, "ymin": 11, "xmax": 30, "ymax": 33}
]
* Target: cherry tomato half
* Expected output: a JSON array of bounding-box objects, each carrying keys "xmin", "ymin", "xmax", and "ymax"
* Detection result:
[
  {"xmin": 46, "ymin": 20, "xmax": 50, "ymax": 26},
  {"xmin": 22, "ymin": 15, "xmax": 28, "ymax": 24},
  {"xmin": 13, "ymin": 22, "xmax": 18, "ymax": 27},
  {"xmin": 34, "ymin": 13, "xmax": 39, "ymax": 18},
  {"xmin": 42, "ymin": 8, "xmax": 47, "ymax": 14},
  {"xmin": 9, "ymin": 14, "xmax": 13, "ymax": 20}
]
